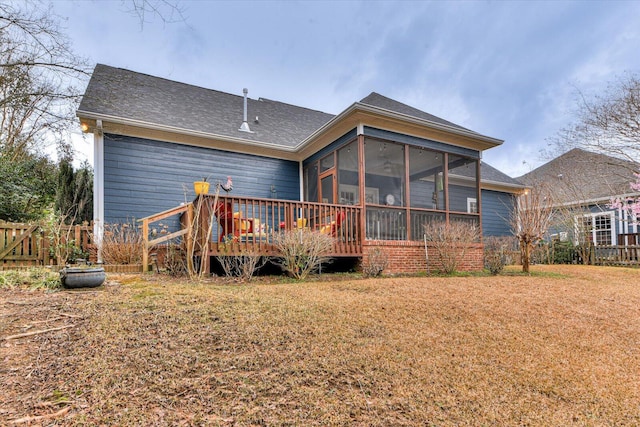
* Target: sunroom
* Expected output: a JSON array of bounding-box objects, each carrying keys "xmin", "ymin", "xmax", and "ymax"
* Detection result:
[{"xmin": 302, "ymin": 127, "xmax": 481, "ymax": 243}]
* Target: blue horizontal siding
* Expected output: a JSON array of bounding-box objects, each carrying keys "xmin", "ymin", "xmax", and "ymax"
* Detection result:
[
  {"xmin": 481, "ymin": 189, "xmax": 514, "ymax": 237},
  {"xmin": 103, "ymin": 134, "xmax": 299, "ymax": 224}
]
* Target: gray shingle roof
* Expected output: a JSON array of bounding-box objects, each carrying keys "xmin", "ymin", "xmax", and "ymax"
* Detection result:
[
  {"xmin": 78, "ymin": 64, "xmax": 335, "ymax": 148},
  {"xmin": 481, "ymin": 162, "xmax": 524, "ymax": 186},
  {"xmin": 78, "ymin": 64, "xmax": 519, "ymax": 188},
  {"xmin": 517, "ymin": 148, "xmax": 639, "ymax": 203},
  {"xmin": 359, "ymin": 92, "xmax": 474, "ymax": 133}
]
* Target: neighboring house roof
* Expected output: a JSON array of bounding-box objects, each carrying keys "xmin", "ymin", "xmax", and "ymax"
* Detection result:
[
  {"xmin": 481, "ymin": 162, "xmax": 525, "ymax": 191},
  {"xmin": 517, "ymin": 148, "xmax": 639, "ymax": 205}
]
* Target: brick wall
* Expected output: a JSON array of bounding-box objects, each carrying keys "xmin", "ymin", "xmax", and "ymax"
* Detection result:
[{"xmin": 362, "ymin": 240, "xmax": 484, "ymax": 274}]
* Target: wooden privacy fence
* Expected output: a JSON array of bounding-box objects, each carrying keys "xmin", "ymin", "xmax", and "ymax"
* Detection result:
[
  {"xmin": 0, "ymin": 221, "xmax": 94, "ymax": 269},
  {"xmin": 591, "ymin": 245, "xmax": 640, "ymax": 266}
]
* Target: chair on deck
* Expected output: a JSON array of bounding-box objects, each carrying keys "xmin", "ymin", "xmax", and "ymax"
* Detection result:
[
  {"xmin": 214, "ymin": 201, "xmax": 234, "ymax": 242},
  {"xmin": 319, "ymin": 210, "xmax": 346, "ymax": 237},
  {"xmin": 233, "ymin": 212, "xmax": 268, "ymax": 241}
]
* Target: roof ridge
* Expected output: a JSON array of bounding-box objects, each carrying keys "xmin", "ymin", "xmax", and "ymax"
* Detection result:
[
  {"xmin": 94, "ymin": 63, "xmax": 255, "ymax": 103},
  {"xmin": 95, "ymin": 64, "xmax": 336, "ymax": 118}
]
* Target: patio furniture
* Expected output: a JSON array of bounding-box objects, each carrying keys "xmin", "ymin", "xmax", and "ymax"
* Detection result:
[
  {"xmin": 319, "ymin": 210, "xmax": 346, "ymax": 237},
  {"xmin": 233, "ymin": 212, "xmax": 269, "ymax": 241},
  {"xmin": 215, "ymin": 201, "xmax": 234, "ymax": 242}
]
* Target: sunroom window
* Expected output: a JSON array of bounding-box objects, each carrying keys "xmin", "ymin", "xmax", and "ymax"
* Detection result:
[
  {"xmin": 408, "ymin": 147, "xmax": 444, "ymax": 210},
  {"xmin": 364, "ymin": 139, "xmax": 405, "ymax": 206},
  {"xmin": 448, "ymin": 154, "xmax": 478, "ymax": 213}
]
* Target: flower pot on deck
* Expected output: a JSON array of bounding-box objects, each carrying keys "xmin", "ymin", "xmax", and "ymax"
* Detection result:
[
  {"xmin": 194, "ymin": 181, "xmax": 210, "ymax": 195},
  {"xmin": 60, "ymin": 267, "xmax": 106, "ymax": 289}
]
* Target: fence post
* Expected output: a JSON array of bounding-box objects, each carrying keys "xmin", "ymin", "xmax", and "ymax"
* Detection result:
[{"xmin": 42, "ymin": 225, "xmax": 50, "ymax": 266}]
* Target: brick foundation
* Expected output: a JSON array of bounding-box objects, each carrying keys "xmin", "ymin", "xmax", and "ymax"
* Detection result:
[{"xmin": 362, "ymin": 240, "xmax": 484, "ymax": 274}]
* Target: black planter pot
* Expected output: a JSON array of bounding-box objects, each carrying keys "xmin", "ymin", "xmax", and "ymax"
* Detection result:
[{"xmin": 60, "ymin": 267, "xmax": 106, "ymax": 289}]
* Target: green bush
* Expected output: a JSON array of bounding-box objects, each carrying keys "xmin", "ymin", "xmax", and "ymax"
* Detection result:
[{"xmin": 551, "ymin": 240, "xmax": 575, "ymax": 264}]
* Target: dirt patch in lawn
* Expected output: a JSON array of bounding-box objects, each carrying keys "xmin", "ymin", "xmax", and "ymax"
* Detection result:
[{"xmin": 1, "ymin": 265, "xmax": 639, "ymax": 426}]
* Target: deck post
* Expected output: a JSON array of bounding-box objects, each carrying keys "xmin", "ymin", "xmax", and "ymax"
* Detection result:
[
  {"xmin": 141, "ymin": 218, "xmax": 149, "ymax": 272},
  {"xmin": 357, "ymin": 134, "xmax": 367, "ymax": 242}
]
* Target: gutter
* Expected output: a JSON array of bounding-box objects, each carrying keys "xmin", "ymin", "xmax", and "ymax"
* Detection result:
[
  {"xmin": 481, "ymin": 179, "xmax": 528, "ymax": 193},
  {"xmin": 294, "ymin": 102, "xmax": 504, "ymax": 151},
  {"xmin": 550, "ymin": 192, "xmax": 640, "ymax": 209},
  {"xmin": 78, "ymin": 100, "xmax": 504, "ymax": 158},
  {"xmin": 76, "ymin": 110, "xmax": 298, "ymax": 153}
]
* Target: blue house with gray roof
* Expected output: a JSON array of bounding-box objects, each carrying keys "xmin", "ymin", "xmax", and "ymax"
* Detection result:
[{"xmin": 77, "ymin": 64, "xmax": 524, "ymax": 273}]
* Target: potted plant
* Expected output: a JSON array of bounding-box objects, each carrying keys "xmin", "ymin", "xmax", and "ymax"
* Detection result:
[
  {"xmin": 193, "ymin": 177, "xmax": 210, "ymax": 195},
  {"xmin": 60, "ymin": 263, "xmax": 106, "ymax": 288}
]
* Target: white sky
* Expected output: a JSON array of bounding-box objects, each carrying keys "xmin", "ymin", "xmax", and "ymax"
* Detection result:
[{"xmin": 55, "ymin": 0, "xmax": 640, "ymax": 177}]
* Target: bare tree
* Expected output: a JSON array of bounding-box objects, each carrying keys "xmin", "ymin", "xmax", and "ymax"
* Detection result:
[
  {"xmin": 123, "ymin": 0, "xmax": 187, "ymax": 28},
  {"xmin": 0, "ymin": 2, "xmax": 90, "ymax": 159},
  {"xmin": 551, "ymin": 74, "xmax": 640, "ymax": 170},
  {"xmin": 0, "ymin": 1, "xmax": 185, "ymax": 160},
  {"xmin": 510, "ymin": 186, "xmax": 554, "ymax": 274}
]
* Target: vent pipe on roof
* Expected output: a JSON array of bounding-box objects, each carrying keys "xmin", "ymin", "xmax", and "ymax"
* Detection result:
[{"xmin": 239, "ymin": 88, "xmax": 253, "ymax": 133}]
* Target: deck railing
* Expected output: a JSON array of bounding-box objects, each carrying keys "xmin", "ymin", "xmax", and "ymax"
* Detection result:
[
  {"xmin": 618, "ymin": 233, "xmax": 640, "ymax": 246},
  {"xmin": 204, "ymin": 195, "xmax": 362, "ymax": 256}
]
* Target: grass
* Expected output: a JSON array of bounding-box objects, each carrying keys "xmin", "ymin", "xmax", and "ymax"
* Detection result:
[
  {"xmin": 1, "ymin": 264, "xmax": 639, "ymax": 425},
  {"xmin": 0, "ymin": 268, "xmax": 61, "ymax": 290}
]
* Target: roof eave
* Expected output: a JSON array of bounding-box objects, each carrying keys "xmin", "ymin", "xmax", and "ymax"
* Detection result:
[
  {"xmin": 296, "ymin": 102, "xmax": 503, "ymax": 155},
  {"xmin": 481, "ymin": 179, "xmax": 528, "ymax": 194},
  {"xmin": 551, "ymin": 192, "xmax": 640, "ymax": 209}
]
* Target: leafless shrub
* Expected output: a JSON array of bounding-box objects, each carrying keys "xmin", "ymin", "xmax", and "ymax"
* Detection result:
[
  {"xmin": 273, "ymin": 229, "xmax": 334, "ymax": 280},
  {"xmin": 363, "ymin": 247, "xmax": 388, "ymax": 277},
  {"xmin": 46, "ymin": 211, "xmax": 87, "ymax": 265},
  {"xmin": 423, "ymin": 220, "xmax": 480, "ymax": 275},
  {"xmin": 162, "ymin": 243, "xmax": 187, "ymax": 276},
  {"xmin": 100, "ymin": 221, "xmax": 144, "ymax": 265},
  {"xmin": 217, "ymin": 252, "xmax": 268, "ymax": 282},
  {"xmin": 484, "ymin": 236, "xmax": 516, "ymax": 275}
]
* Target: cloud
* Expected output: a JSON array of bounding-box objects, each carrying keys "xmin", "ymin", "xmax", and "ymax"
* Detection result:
[{"xmin": 53, "ymin": 0, "xmax": 640, "ymax": 177}]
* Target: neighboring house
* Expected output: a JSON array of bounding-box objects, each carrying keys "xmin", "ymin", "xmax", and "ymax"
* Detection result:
[
  {"xmin": 518, "ymin": 148, "xmax": 640, "ymax": 246},
  {"xmin": 77, "ymin": 64, "xmax": 525, "ymax": 273}
]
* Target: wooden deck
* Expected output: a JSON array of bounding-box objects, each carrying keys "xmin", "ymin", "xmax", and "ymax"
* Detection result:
[{"xmin": 139, "ymin": 195, "xmax": 363, "ymax": 270}]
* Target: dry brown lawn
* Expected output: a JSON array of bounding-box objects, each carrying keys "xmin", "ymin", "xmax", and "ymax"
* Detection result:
[{"xmin": 1, "ymin": 265, "xmax": 639, "ymax": 426}]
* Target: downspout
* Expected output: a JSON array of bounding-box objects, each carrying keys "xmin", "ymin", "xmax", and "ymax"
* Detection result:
[
  {"xmin": 299, "ymin": 161, "xmax": 304, "ymax": 201},
  {"xmin": 93, "ymin": 119, "xmax": 104, "ymax": 262}
]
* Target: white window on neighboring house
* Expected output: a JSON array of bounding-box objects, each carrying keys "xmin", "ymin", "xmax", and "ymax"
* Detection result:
[
  {"xmin": 467, "ymin": 197, "xmax": 478, "ymax": 214},
  {"xmin": 550, "ymin": 232, "xmax": 569, "ymax": 242},
  {"xmin": 576, "ymin": 212, "xmax": 615, "ymax": 246}
]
